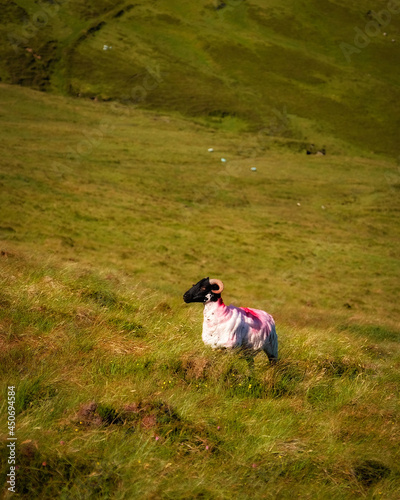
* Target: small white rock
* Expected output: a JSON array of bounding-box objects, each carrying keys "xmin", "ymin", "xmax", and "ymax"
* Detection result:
[
  {"xmin": 297, "ymin": 202, "xmax": 301, "ymax": 206},
  {"xmin": 208, "ymin": 148, "xmax": 214, "ymax": 152},
  {"xmin": 251, "ymin": 167, "xmax": 257, "ymax": 172},
  {"xmin": 321, "ymin": 205, "xmax": 326, "ymax": 210},
  {"xmin": 221, "ymin": 158, "xmax": 226, "ymax": 162}
]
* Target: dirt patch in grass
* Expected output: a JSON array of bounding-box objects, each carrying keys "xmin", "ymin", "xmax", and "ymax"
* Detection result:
[
  {"xmin": 73, "ymin": 398, "xmax": 181, "ymax": 430},
  {"xmin": 179, "ymin": 354, "xmax": 213, "ymax": 381},
  {"xmin": 71, "ymin": 398, "xmax": 222, "ymax": 454},
  {"xmin": 354, "ymin": 460, "xmax": 391, "ymax": 487}
]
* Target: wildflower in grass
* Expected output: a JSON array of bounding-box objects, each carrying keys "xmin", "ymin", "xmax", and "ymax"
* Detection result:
[
  {"xmin": 42, "ymin": 462, "xmax": 47, "ymax": 466},
  {"xmin": 155, "ymin": 435, "xmax": 160, "ymax": 441},
  {"xmin": 217, "ymin": 426, "xmax": 221, "ymax": 430},
  {"xmin": 60, "ymin": 441, "xmax": 65, "ymax": 445},
  {"xmin": 205, "ymin": 445, "xmax": 209, "ymax": 450}
]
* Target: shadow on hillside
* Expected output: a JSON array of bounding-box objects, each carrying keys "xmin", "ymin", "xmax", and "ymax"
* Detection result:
[{"xmin": 338, "ymin": 323, "xmax": 400, "ymax": 342}]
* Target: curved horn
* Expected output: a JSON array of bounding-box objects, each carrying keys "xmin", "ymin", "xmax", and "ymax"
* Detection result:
[{"xmin": 209, "ymin": 278, "xmax": 224, "ymax": 294}]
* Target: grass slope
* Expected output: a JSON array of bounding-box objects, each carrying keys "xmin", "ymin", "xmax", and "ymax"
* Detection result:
[
  {"xmin": 0, "ymin": 82, "xmax": 399, "ymax": 498},
  {"xmin": 0, "ymin": 0, "xmax": 400, "ymax": 497},
  {"xmin": 0, "ymin": 0, "xmax": 399, "ymax": 155}
]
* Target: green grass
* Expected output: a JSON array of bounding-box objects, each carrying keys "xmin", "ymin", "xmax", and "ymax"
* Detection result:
[
  {"xmin": 0, "ymin": 0, "xmax": 399, "ymax": 497},
  {"xmin": 0, "ymin": 82, "xmax": 399, "ymax": 498},
  {"xmin": 0, "ymin": 254, "xmax": 399, "ymax": 498},
  {"xmin": 0, "ymin": 0, "xmax": 400, "ymax": 155}
]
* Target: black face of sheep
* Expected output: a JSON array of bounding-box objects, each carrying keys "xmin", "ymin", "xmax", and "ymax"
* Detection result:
[{"xmin": 183, "ymin": 277, "xmax": 223, "ymax": 303}]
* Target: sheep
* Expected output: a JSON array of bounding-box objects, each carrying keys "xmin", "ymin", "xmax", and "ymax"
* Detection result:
[{"xmin": 183, "ymin": 277, "xmax": 278, "ymax": 363}]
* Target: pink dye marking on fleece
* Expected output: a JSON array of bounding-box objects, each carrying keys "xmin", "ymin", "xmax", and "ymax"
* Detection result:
[{"xmin": 202, "ymin": 297, "xmax": 276, "ymax": 355}]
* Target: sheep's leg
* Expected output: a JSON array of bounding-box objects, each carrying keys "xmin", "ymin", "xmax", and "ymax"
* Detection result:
[
  {"xmin": 264, "ymin": 330, "xmax": 278, "ymax": 364},
  {"xmin": 264, "ymin": 348, "xmax": 278, "ymax": 365},
  {"xmin": 237, "ymin": 347, "xmax": 256, "ymax": 373}
]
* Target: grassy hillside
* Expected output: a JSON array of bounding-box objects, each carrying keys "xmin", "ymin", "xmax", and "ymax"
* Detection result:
[
  {"xmin": 0, "ymin": 0, "xmax": 400, "ymax": 497},
  {"xmin": 0, "ymin": 82, "xmax": 399, "ymax": 498},
  {"xmin": 0, "ymin": 0, "xmax": 399, "ymax": 156}
]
